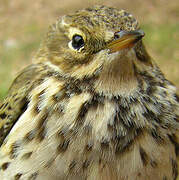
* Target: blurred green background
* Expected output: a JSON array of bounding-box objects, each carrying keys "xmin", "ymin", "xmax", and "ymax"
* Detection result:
[{"xmin": 0, "ymin": 0, "xmax": 179, "ymax": 101}]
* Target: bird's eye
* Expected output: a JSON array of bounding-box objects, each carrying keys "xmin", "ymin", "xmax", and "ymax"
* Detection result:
[{"xmin": 72, "ymin": 34, "xmax": 85, "ymax": 50}]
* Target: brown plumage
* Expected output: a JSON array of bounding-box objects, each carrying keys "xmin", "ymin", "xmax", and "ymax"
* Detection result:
[{"xmin": 0, "ymin": 5, "xmax": 178, "ymax": 180}]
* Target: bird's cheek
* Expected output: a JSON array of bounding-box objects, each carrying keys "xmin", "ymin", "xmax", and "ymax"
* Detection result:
[{"xmin": 60, "ymin": 49, "xmax": 88, "ymax": 65}]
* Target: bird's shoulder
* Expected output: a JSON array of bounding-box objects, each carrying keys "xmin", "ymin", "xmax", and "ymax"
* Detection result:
[{"xmin": 0, "ymin": 63, "xmax": 48, "ymax": 146}]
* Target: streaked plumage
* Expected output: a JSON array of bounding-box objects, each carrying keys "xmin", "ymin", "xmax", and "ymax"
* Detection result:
[{"xmin": 0, "ymin": 6, "xmax": 178, "ymax": 180}]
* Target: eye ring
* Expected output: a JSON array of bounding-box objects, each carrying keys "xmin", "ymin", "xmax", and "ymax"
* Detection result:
[{"xmin": 71, "ymin": 34, "xmax": 85, "ymax": 50}]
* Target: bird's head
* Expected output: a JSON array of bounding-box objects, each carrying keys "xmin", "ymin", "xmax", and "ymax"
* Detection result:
[{"xmin": 36, "ymin": 6, "xmax": 153, "ymax": 96}]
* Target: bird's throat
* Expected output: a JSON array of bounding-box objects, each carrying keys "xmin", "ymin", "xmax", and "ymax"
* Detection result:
[{"xmin": 94, "ymin": 53, "xmax": 138, "ymax": 97}]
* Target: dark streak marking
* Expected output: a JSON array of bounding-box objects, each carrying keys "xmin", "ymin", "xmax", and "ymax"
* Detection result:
[
  {"xmin": 57, "ymin": 127, "xmax": 74, "ymax": 143},
  {"xmin": 0, "ymin": 113, "xmax": 7, "ymax": 119},
  {"xmin": 83, "ymin": 159, "xmax": 90, "ymax": 169},
  {"xmin": 92, "ymin": 93, "xmax": 104, "ymax": 104},
  {"xmin": 117, "ymin": 106, "xmax": 135, "ymax": 128},
  {"xmin": 12, "ymin": 93, "xmax": 18, "ymax": 98},
  {"xmin": 21, "ymin": 152, "xmax": 33, "ymax": 159},
  {"xmin": 0, "ymin": 97, "xmax": 29, "ymax": 147},
  {"xmin": 45, "ymin": 158, "xmax": 55, "ymax": 168},
  {"xmin": 64, "ymin": 79, "xmax": 82, "ymax": 97},
  {"xmin": 139, "ymin": 147, "xmax": 148, "ymax": 166},
  {"xmin": 15, "ymin": 173, "xmax": 22, "ymax": 180},
  {"xmin": 85, "ymin": 142, "xmax": 93, "ymax": 151},
  {"xmin": 171, "ymin": 158, "xmax": 178, "ymax": 180},
  {"xmin": 0, "ymin": 103, "xmax": 4, "ymax": 109},
  {"xmin": 20, "ymin": 98, "xmax": 29, "ymax": 112},
  {"xmin": 52, "ymin": 89, "xmax": 66, "ymax": 102},
  {"xmin": 75, "ymin": 101, "xmax": 90, "ymax": 127},
  {"xmin": 8, "ymin": 106, "xmax": 12, "ymax": 110},
  {"xmin": 146, "ymin": 86, "xmax": 156, "ymax": 96},
  {"xmin": 14, "ymin": 98, "xmax": 20, "ymax": 102},
  {"xmin": 0, "ymin": 127, "xmax": 5, "ymax": 140},
  {"xmin": 143, "ymin": 109, "xmax": 160, "ymax": 122},
  {"xmin": 36, "ymin": 112, "xmax": 48, "ymax": 141},
  {"xmin": 150, "ymin": 160, "xmax": 158, "ymax": 168},
  {"xmin": 33, "ymin": 104, "xmax": 41, "ymax": 114},
  {"xmin": 3, "ymin": 103, "xmax": 8, "ymax": 109},
  {"xmin": 37, "ymin": 112, "xmax": 48, "ymax": 128},
  {"xmin": 32, "ymin": 90, "xmax": 46, "ymax": 114},
  {"xmin": 114, "ymin": 129, "xmax": 143, "ymax": 154},
  {"xmin": 99, "ymin": 158, "xmax": 102, "ymax": 165},
  {"xmin": 168, "ymin": 135, "xmax": 179, "ymax": 156},
  {"xmin": 1, "ymin": 162, "xmax": 10, "ymax": 170},
  {"xmin": 163, "ymin": 176, "xmax": 167, "ymax": 180},
  {"xmin": 28, "ymin": 172, "xmax": 38, "ymax": 180},
  {"xmin": 10, "ymin": 141, "xmax": 21, "ymax": 159},
  {"xmin": 101, "ymin": 138, "xmax": 109, "ymax": 149},
  {"xmin": 69, "ymin": 160, "xmax": 76, "ymax": 170},
  {"xmin": 24, "ymin": 130, "xmax": 36, "ymax": 143},
  {"xmin": 57, "ymin": 139, "xmax": 70, "ymax": 153},
  {"xmin": 174, "ymin": 94, "xmax": 179, "ymax": 102},
  {"xmin": 57, "ymin": 127, "xmax": 68, "ymax": 138},
  {"xmin": 150, "ymin": 129, "xmax": 164, "ymax": 144},
  {"xmin": 3, "ymin": 101, "xmax": 9, "ymax": 109},
  {"xmin": 37, "ymin": 126, "xmax": 47, "ymax": 142},
  {"xmin": 74, "ymin": 95, "xmax": 100, "ymax": 129},
  {"xmin": 115, "ymin": 137, "xmax": 129, "ymax": 154}
]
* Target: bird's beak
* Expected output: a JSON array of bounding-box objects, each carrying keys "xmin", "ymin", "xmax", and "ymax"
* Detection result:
[{"xmin": 107, "ymin": 30, "xmax": 145, "ymax": 53}]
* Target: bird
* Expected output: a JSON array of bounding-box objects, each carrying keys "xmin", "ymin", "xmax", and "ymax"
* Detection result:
[{"xmin": 0, "ymin": 5, "xmax": 178, "ymax": 180}]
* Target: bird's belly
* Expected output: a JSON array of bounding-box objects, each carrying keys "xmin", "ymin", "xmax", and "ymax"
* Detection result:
[
  {"xmin": 0, "ymin": 119, "xmax": 176, "ymax": 179},
  {"xmin": 0, "ymin": 92, "xmax": 177, "ymax": 179}
]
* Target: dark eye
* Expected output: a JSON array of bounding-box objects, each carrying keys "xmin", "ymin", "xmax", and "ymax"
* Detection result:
[{"xmin": 72, "ymin": 34, "xmax": 85, "ymax": 50}]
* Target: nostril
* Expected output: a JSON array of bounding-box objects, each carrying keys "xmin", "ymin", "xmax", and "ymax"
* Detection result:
[
  {"xmin": 114, "ymin": 31, "xmax": 126, "ymax": 39},
  {"xmin": 114, "ymin": 32, "xmax": 120, "ymax": 40}
]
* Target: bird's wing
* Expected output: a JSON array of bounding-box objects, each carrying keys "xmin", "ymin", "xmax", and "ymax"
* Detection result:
[
  {"xmin": 0, "ymin": 64, "xmax": 44, "ymax": 147},
  {"xmin": 175, "ymin": 132, "xmax": 179, "ymax": 180},
  {"xmin": 175, "ymin": 98, "xmax": 179, "ymax": 180},
  {"xmin": 171, "ymin": 132, "xmax": 179, "ymax": 180},
  {"xmin": 170, "ymin": 104, "xmax": 179, "ymax": 180},
  {"xmin": 177, "ymin": 135, "xmax": 179, "ymax": 180}
]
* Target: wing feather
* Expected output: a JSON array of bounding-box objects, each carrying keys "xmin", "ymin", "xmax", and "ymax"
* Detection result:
[{"xmin": 0, "ymin": 64, "xmax": 45, "ymax": 146}]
